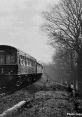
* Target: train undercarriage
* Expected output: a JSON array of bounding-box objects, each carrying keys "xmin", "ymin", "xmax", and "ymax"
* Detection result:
[{"xmin": 0, "ymin": 73, "xmax": 42, "ymax": 93}]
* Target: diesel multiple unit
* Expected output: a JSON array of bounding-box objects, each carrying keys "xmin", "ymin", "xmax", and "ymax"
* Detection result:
[{"xmin": 0, "ymin": 45, "xmax": 43, "ymax": 89}]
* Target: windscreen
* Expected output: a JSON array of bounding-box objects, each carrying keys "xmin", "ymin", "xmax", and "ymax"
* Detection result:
[
  {"xmin": 6, "ymin": 53, "xmax": 16, "ymax": 64},
  {"xmin": 0, "ymin": 51, "xmax": 16, "ymax": 64},
  {"xmin": 0, "ymin": 51, "xmax": 5, "ymax": 64}
]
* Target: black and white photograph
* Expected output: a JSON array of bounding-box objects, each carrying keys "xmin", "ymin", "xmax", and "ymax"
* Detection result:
[{"xmin": 0, "ymin": 0, "xmax": 82, "ymax": 117}]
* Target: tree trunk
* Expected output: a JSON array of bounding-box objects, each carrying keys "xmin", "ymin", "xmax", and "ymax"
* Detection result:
[{"xmin": 77, "ymin": 47, "xmax": 82, "ymax": 92}]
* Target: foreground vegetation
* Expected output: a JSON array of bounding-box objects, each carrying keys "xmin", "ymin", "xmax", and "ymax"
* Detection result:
[{"xmin": 0, "ymin": 77, "xmax": 82, "ymax": 117}]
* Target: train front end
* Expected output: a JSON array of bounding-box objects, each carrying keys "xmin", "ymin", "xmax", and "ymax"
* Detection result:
[{"xmin": 0, "ymin": 45, "xmax": 18, "ymax": 89}]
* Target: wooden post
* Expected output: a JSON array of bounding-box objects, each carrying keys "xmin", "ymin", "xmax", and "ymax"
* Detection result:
[{"xmin": 0, "ymin": 101, "xmax": 26, "ymax": 117}]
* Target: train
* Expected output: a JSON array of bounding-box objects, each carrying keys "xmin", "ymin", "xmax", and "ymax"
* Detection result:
[{"xmin": 0, "ymin": 45, "xmax": 43, "ymax": 90}]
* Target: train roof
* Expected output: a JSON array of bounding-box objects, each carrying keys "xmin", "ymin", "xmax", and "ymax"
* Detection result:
[
  {"xmin": 17, "ymin": 49, "xmax": 36, "ymax": 61},
  {"xmin": 0, "ymin": 45, "xmax": 36, "ymax": 61},
  {"xmin": 0, "ymin": 45, "xmax": 17, "ymax": 52}
]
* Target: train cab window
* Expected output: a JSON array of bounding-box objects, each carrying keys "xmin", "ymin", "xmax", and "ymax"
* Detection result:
[
  {"xmin": 6, "ymin": 54, "xmax": 15, "ymax": 64},
  {"xmin": 6, "ymin": 54, "xmax": 11, "ymax": 64},
  {"xmin": 10, "ymin": 55, "xmax": 15, "ymax": 64},
  {"xmin": 0, "ymin": 54, "xmax": 5, "ymax": 64}
]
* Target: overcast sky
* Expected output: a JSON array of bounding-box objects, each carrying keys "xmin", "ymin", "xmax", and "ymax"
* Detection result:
[{"xmin": 0, "ymin": 0, "xmax": 58, "ymax": 64}]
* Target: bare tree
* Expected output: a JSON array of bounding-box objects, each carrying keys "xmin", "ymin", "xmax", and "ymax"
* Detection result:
[{"xmin": 42, "ymin": 0, "xmax": 82, "ymax": 87}]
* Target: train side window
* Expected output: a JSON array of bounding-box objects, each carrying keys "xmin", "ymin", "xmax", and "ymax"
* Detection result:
[
  {"xmin": 27, "ymin": 58, "xmax": 29, "ymax": 66},
  {"xmin": 24, "ymin": 56, "xmax": 26, "ymax": 66},
  {"xmin": 20, "ymin": 55, "xmax": 25, "ymax": 66},
  {"xmin": 21, "ymin": 56, "xmax": 23, "ymax": 65},
  {"xmin": 20, "ymin": 55, "xmax": 23, "ymax": 65},
  {"xmin": 26, "ymin": 58, "xmax": 28, "ymax": 66},
  {"xmin": 25, "ymin": 58, "xmax": 27, "ymax": 66},
  {"xmin": 30, "ymin": 60, "xmax": 32, "ymax": 66},
  {"xmin": 19, "ymin": 55, "xmax": 21, "ymax": 65},
  {"xmin": 19, "ymin": 57, "xmax": 20, "ymax": 64},
  {"xmin": 30, "ymin": 60, "xmax": 32, "ymax": 67},
  {"xmin": 33, "ymin": 62, "xmax": 35, "ymax": 67},
  {"xmin": 25, "ymin": 57, "xmax": 27, "ymax": 65},
  {"xmin": 34, "ymin": 62, "xmax": 36, "ymax": 67},
  {"xmin": 22, "ymin": 56, "xmax": 24, "ymax": 65},
  {"xmin": 23, "ymin": 56, "xmax": 25, "ymax": 66},
  {"xmin": 31, "ymin": 61, "xmax": 33, "ymax": 67},
  {"xmin": 28, "ymin": 59, "xmax": 30, "ymax": 66},
  {"xmin": 33, "ymin": 61, "xmax": 35, "ymax": 67},
  {"xmin": 26, "ymin": 58, "xmax": 32, "ymax": 67}
]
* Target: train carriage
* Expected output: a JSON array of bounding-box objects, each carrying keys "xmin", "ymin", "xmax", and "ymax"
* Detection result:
[
  {"xmin": 17, "ymin": 50, "xmax": 37, "ymax": 75},
  {"xmin": 0, "ymin": 45, "xmax": 43, "ymax": 90}
]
